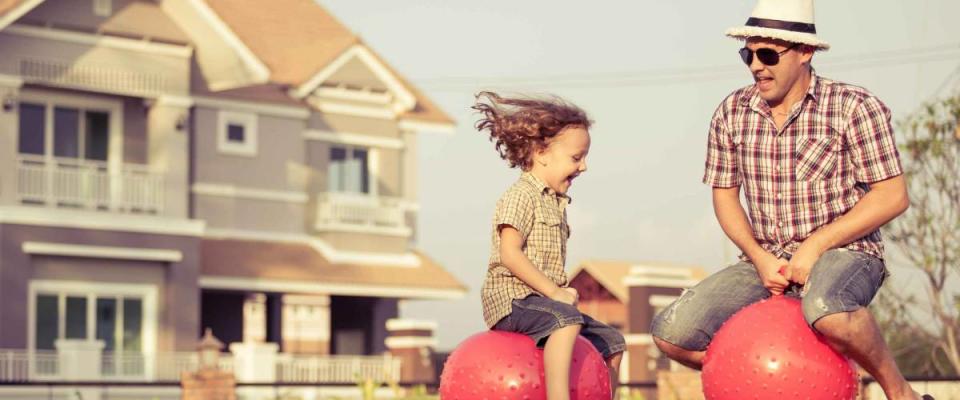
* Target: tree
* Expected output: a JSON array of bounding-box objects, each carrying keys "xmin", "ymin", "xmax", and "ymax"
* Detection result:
[{"xmin": 879, "ymin": 93, "xmax": 960, "ymax": 377}]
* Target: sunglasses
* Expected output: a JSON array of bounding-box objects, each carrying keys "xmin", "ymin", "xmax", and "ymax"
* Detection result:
[{"xmin": 739, "ymin": 43, "xmax": 800, "ymax": 66}]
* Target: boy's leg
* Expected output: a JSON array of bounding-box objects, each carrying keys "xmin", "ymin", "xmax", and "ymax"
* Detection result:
[
  {"xmin": 650, "ymin": 261, "xmax": 769, "ymax": 369},
  {"xmin": 800, "ymin": 250, "xmax": 920, "ymax": 400},
  {"xmin": 494, "ymin": 296, "xmax": 586, "ymax": 400},
  {"xmin": 579, "ymin": 315, "xmax": 626, "ymax": 399},
  {"xmin": 605, "ymin": 352, "xmax": 622, "ymax": 400},
  {"xmin": 544, "ymin": 324, "xmax": 581, "ymax": 400}
]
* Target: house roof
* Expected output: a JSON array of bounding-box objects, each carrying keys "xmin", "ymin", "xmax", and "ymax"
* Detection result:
[
  {"xmin": 97, "ymin": 1, "xmax": 190, "ymax": 45},
  {"xmin": 202, "ymin": 0, "xmax": 453, "ymax": 124},
  {"xmin": 200, "ymin": 238, "xmax": 468, "ymax": 299},
  {"xmin": 203, "ymin": 0, "xmax": 355, "ymax": 87},
  {"xmin": 0, "ymin": 0, "xmax": 39, "ymax": 30},
  {"xmin": 569, "ymin": 260, "xmax": 708, "ymax": 302},
  {"xmin": 0, "ymin": 0, "xmax": 452, "ymax": 124}
]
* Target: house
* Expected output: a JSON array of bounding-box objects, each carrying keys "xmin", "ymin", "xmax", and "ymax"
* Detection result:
[
  {"xmin": 568, "ymin": 260, "xmax": 707, "ymax": 388},
  {"xmin": 0, "ymin": 0, "xmax": 466, "ymax": 395}
]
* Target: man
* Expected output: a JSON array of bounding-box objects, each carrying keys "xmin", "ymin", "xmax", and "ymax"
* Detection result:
[{"xmin": 650, "ymin": 1, "xmax": 933, "ymax": 399}]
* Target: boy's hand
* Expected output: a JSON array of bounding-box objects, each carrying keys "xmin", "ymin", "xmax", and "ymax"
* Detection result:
[{"xmin": 549, "ymin": 287, "xmax": 578, "ymax": 305}]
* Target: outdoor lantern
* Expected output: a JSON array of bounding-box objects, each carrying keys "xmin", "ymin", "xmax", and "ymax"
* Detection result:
[{"xmin": 198, "ymin": 328, "xmax": 224, "ymax": 370}]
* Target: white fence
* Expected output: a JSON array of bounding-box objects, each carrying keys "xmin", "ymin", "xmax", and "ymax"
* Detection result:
[
  {"xmin": 0, "ymin": 349, "xmax": 400, "ymax": 385},
  {"xmin": 276, "ymin": 354, "xmax": 401, "ymax": 384},
  {"xmin": 16, "ymin": 155, "xmax": 164, "ymax": 214}
]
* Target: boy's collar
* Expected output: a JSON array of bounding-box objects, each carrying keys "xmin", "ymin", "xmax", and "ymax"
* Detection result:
[{"xmin": 521, "ymin": 172, "xmax": 571, "ymax": 202}]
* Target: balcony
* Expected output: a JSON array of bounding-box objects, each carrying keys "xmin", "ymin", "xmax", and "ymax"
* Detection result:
[
  {"xmin": 16, "ymin": 155, "xmax": 164, "ymax": 214},
  {"xmin": 314, "ymin": 192, "xmax": 411, "ymax": 236},
  {"xmin": 0, "ymin": 348, "xmax": 400, "ymax": 384}
]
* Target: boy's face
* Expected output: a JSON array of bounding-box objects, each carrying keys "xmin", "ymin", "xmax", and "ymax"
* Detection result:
[{"xmin": 533, "ymin": 126, "xmax": 591, "ymax": 195}]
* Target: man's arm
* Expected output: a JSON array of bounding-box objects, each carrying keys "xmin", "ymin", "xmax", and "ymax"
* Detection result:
[
  {"xmin": 785, "ymin": 175, "xmax": 909, "ymax": 284},
  {"xmin": 713, "ymin": 186, "xmax": 790, "ymax": 295},
  {"xmin": 500, "ymin": 226, "xmax": 577, "ymax": 305}
]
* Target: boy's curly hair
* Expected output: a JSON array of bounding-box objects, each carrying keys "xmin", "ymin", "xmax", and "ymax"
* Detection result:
[{"xmin": 473, "ymin": 91, "xmax": 592, "ymax": 170}]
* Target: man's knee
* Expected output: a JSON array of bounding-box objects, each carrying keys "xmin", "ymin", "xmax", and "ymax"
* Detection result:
[{"xmin": 653, "ymin": 336, "xmax": 686, "ymax": 357}]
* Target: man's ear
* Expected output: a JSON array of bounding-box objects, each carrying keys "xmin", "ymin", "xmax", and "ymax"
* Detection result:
[{"xmin": 799, "ymin": 45, "xmax": 815, "ymax": 65}]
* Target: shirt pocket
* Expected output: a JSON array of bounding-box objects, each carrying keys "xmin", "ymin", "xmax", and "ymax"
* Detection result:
[
  {"xmin": 795, "ymin": 132, "xmax": 842, "ymax": 181},
  {"xmin": 533, "ymin": 207, "xmax": 564, "ymax": 270}
]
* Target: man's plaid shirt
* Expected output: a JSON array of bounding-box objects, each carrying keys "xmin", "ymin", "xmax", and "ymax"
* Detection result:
[
  {"xmin": 481, "ymin": 172, "xmax": 570, "ymax": 328},
  {"xmin": 703, "ymin": 71, "xmax": 903, "ymax": 260}
]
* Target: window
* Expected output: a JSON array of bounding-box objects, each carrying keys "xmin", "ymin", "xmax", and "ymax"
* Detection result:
[
  {"xmin": 217, "ymin": 111, "xmax": 257, "ymax": 156},
  {"xmin": 18, "ymin": 100, "xmax": 113, "ymax": 162},
  {"xmin": 30, "ymin": 282, "xmax": 155, "ymax": 354},
  {"xmin": 328, "ymin": 145, "xmax": 369, "ymax": 193},
  {"xmin": 18, "ymin": 103, "xmax": 45, "ymax": 155}
]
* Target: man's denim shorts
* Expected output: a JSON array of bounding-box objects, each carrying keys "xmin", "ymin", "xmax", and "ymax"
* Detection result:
[
  {"xmin": 493, "ymin": 294, "xmax": 626, "ymax": 359},
  {"xmin": 651, "ymin": 248, "xmax": 887, "ymax": 351}
]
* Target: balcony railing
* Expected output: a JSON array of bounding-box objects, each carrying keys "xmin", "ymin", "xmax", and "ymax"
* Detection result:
[
  {"xmin": 16, "ymin": 155, "xmax": 164, "ymax": 214},
  {"xmin": 277, "ymin": 354, "xmax": 401, "ymax": 384},
  {"xmin": 0, "ymin": 349, "xmax": 399, "ymax": 384},
  {"xmin": 315, "ymin": 192, "xmax": 410, "ymax": 236}
]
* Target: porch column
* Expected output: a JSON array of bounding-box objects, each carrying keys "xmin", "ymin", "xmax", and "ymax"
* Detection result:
[
  {"xmin": 0, "ymin": 75, "xmax": 23, "ymax": 205},
  {"xmin": 623, "ymin": 265, "xmax": 700, "ymax": 383},
  {"xmin": 55, "ymin": 339, "xmax": 105, "ymax": 381},
  {"xmin": 146, "ymin": 96, "xmax": 191, "ymax": 218},
  {"xmin": 281, "ymin": 294, "xmax": 330, "ymax": 354},
  {"xmin": 384, "ymin": 319, "xmax": 437, "ymax": 384},
  {"xmin": 229, "ymin": 341, "xmax": 278, "ymax": 383}
]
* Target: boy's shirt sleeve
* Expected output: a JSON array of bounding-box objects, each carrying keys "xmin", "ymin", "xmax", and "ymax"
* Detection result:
[{"xmin": 495, "ymin": 186, "xmax": 536, "ymax": 239}]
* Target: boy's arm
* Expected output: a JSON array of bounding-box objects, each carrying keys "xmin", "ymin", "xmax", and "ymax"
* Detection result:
[{"xmin": 499, "ymin": 226, "xmax": 578, "ymax": 305}]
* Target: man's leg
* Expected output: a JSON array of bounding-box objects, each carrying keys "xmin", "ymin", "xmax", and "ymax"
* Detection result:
[
  {"xmin": 814, "ymin": 309, "xmax": 919, "ymax": 400},
  {"xmin": 801, "ymin": 250, "xmax": 921, "ymax": 400},
  {"xmin": 651, "ymin": 261, "xmax": 769, "ymax": 369}
]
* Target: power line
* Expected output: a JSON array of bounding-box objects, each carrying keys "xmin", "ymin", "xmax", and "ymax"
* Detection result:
[{"xmin": 414, "ymin": 43, "xmax": 960, "ymax": 91}]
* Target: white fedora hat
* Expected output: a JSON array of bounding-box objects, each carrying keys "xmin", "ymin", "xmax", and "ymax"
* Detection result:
[{"xmin": 726, "ymin": 0, "xmax": 830, "ymax": 50}]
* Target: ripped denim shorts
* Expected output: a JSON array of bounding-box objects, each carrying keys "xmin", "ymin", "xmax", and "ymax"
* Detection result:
[{"xmin": 650, "ymin": 248, "xmax": 887, "ymax": 351}]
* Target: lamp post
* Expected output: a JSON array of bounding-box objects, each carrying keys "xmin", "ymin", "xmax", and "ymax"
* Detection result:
[{"xmin": 198, "ymin": 328, "xmax": 224, "ymax": 371}]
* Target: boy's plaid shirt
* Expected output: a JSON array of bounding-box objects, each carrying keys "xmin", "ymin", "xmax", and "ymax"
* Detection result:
[
  {"xmin": 703, "ymin": 72, "xmax": 903, "ymax": 260},
  {"xmin": 481, "ymin": 172, "xmax": 570, "ymax": 328}
]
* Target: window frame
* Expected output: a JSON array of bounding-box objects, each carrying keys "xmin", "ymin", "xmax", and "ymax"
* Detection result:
[
  {"xmin": 27, "ymin": 280, "xmax": 157, "ymax": 355},
  {"xmin": 18, "ymin": 90, "xmax": 123, "ymax": 166},
  {"xmin": 217, "ymin": 110, "xmax": 258, "ymax": 157}
]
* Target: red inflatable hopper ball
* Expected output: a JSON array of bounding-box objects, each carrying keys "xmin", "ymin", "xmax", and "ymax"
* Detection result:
[
  {"xmin": 702, "ymin": 296, "xmax": 858, "ymax": 400},
  {"xmin": 439, "ymin": 331, "xmax": 611, "ymax": 400}
]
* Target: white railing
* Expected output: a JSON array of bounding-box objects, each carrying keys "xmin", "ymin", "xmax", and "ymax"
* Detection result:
[
  {"xmin": 0, "ymin": 350, "xmax": 58, "ymax": 382},
  {"xmin": 101, "ymin": 352, "xmax": 235, "ymax": 381},
  {"xmin": 20, "ymin": 58, "xmax": 166, "ymax": 97},
  {"xmin": 16, "ymin": 155, "xmax": 164, "ymax": 214},
  {"xmin": 0, "ymin": 349, "xmax": 398, "ymax": 384},
  {"xmin": 277, "ymin": 354, "xmax": 401, "ymax": 384},
  {"xmin": 315, "ymin": 192, "xmax": 409, "ymax": 235}
]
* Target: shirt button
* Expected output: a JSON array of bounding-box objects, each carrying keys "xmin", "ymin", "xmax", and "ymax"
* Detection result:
[
  {"xmin": 778, "ymin": 221, "xmax": 784, "ymax": 227},
  {"xmin": 776, "ymin": 193, "xmax": 782, "ymax": 199}
]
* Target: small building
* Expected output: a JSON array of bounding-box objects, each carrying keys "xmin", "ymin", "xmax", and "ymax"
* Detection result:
[{"xmin": 568, "ymin": 260, "xmax": 707, "ymax": 385}]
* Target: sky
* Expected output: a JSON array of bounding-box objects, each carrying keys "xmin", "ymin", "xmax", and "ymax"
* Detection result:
[{"xmin": 318, "ymin": 0, "xmax": 960, "ymax": 351}]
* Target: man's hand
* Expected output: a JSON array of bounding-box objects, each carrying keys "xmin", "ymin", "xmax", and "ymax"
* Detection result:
[
  {"xmin": 783, "ymin": 240, "xmax": 826, "ymax": 285},
  {"xmin": 549, "ymin": 287, "xmax": 579, "ymax": 305},
  {"xmin": 752, "ymin": 252, "xmax": 790, "ymax": 295}
]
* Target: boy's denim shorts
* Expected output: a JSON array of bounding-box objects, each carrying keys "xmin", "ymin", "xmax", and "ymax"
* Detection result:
[
  {"xmin": 651, "ymin": 248, "xmax": 887, "ymax": 351},
  {"xmin": 493, "ymin": 294, "xmax": 626, "ymax": 359}
]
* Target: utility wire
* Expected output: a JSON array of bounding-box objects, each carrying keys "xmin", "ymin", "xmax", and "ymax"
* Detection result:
[{"xmin": 414, "ymin": 43, "xmax": 960, "ymax": 91}]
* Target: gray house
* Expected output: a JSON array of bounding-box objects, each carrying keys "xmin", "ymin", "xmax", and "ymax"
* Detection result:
[{"xmin": 0, "ymin": 0, "xmax": 465, "ymax": 391}]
